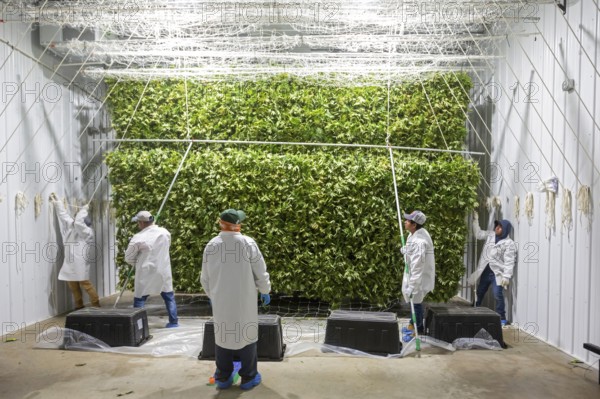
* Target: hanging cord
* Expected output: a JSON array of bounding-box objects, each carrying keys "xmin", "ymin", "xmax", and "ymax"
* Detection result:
[
  {"xmin": 561, "ymin": 188, "xmax": 573, "ymax": 241},
  {"xmin": 545, "ymin": 191, "xmax": 556, "ymax": 239},
  {"xmin": 114, "ymin": 77, "xmax": 193, "ymax": 308},
  {"xmin": 576, "ymin": 185, "xmax": 593, "ymax": 231},
  {"xmin": 86, "ymin": 56, "xmax": 168, "ymax": 206},
  {"xmin": 514, "ymin": 196, "xmax": 520, "ymax": 224},
  {"xmin": 47, "ymin": 198, "xmax": 58, "ymax": 311},
  {"xmin": 15, "ymin": 191, "xmax": 28, "ymax": 217},
  {"xmin": 384, "ymin": 37, "xmax": 420, "ymax": 353},
  {"xmin": 486, "ymin": 196, "xmax": 502, "ymax": 213},
  {"xmin": 383, "ymin": 42, "xmax": 406, "ymax": 267},
  {"xmin": 14, "ymin": 192, "xmax": 29, "ymax": 274},
  {"xmin": 34, "ymin": 193, "xmax": 43, "ymax": 220},
  {"xmin": 155, "ymin": 76, "xmax": 193, "ymax": 222},
  {"xmin": 525, "ymin": 192, "xmax": 534, "ymax": 226}
]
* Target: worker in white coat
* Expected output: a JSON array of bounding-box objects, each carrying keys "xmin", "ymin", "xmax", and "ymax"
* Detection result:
[
  {"xmin": 125, "ymin": 210, "xmax": 178, "ymax": 328},
  {"xmin": 201, "ymin": 209, "xmax": 271, "ymax": 391},
  {"xmin": 50, "ymin": 193, "xmax": 100, "ymax": 309},
  {"xmin": 401, "ymin": 210, "xmax": 435, "ymax": 336},
  {"xmin": 469, "ymin": 213, "xmax": 516, "ymax": 325}
]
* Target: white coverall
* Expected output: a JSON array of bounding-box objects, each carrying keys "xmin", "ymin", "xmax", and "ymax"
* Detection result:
[
  {"xmin": 401, "ymin": 228, "xmax": 436, "ymax": 303},
  {"xmin": 201, "ymin": 231, "xmax": 271, "ymax": 350},
  {"xmin": 124, "ymin": 224, "xmax": 174, "ymax": 297},
  {"xmin": 468, "ymin": 221, "xmax": 516, "ymax": 287},
  {"xmin": 53, "ymin": 201, "xmax": 95, "ymax": 281}
]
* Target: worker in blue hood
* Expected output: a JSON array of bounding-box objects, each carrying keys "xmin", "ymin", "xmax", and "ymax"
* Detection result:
[
  {"xmin": 468, "ymin": 213, "xmax": 517, "ymax": 326},
  {"xmin": 495, "ymin": 219, "xmax": 512, "ymax": 243}
]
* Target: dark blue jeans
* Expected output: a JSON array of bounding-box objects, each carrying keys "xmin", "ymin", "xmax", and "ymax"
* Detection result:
[
  {"xmin": 133, "ymin": 291, "xmax": 178, "ymax": 324},
  {"xmin": 476, "ymin": 265, "xmax": 506, "ymax": 320},
  {"xmin": 410, "ymin": 303, "xmax": 424, "ymax": 332},
  {"xmin": 215, "ymin": 342, "xmax": 258, "ymax": 384}
]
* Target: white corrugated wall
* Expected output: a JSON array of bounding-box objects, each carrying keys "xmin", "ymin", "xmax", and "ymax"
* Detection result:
[
  {"xmin": 0, "ymin": 19, "xmax": 116, "ymax": 330},
  {"xmin": 463, "ymin": 2, "xmax": 599, "ymax": 366}
]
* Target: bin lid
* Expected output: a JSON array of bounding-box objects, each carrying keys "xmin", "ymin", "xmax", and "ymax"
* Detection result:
[{"xmin": 327, "ymin": 310, "xmax": 397, "ymax": 322}]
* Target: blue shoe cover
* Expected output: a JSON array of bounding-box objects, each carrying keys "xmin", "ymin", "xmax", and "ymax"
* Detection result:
[
  {"xmin": 240, "ymin": 372, "xmax": 261, "ymax": 390},
  {"xmin": 216, "ymin": 375, "xmax": 233, "ymax": 390}
]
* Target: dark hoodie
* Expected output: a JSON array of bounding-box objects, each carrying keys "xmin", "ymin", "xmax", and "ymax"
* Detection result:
[{"xmin": 494, "ymin": 220, "xmax": 512, "ymax": 243}]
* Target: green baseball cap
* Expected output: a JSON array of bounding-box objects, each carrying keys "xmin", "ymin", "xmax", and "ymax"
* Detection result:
[{"xmin": 220, "ymin": 209, "xmax": 246, "ymax": 224}]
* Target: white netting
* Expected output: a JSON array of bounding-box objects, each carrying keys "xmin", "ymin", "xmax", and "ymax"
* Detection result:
[{"xmin": 4, "ymin": 0, "xmax": 556, "ymax": 81}]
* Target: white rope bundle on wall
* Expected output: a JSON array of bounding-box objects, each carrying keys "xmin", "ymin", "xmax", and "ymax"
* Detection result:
[
  {"xmin": 577, "ymin": 185, "xmax": 593, "ymax": 231},
  {"xmin": 561, "ymin": 188, "xmax": 573, "ymax": 239},
  {"xmin": 525, "ymin": 192, "xmax": 534, "ymax": 226},
  {"xmin": 486, "ymin": 196, "xmax": 502, "ymax": 211},
  {"xmin": 538, "ymin": 177, "xmax": 558, "ymax": 238},
  {"xmin": 34, "ymin": 193, "xmax": 43, "ymax": 219},
  {"xmin": 545, "ymin": 191, "xmax": 556, "ymax": 238},
  {"xmin": 15, "ymin": 192, "xmax": 28, "ymax": 216}
]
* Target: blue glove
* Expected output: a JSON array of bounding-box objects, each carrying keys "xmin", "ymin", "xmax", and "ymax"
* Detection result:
[{"xmin": 260, "ymin": 293, "xmax": 271, "ymax": 306}]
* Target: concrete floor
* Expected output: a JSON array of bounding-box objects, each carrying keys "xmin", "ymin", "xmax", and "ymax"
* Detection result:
[{"xmin": 1, "ymin": 294, "xmax": 599, "ymax": 399}]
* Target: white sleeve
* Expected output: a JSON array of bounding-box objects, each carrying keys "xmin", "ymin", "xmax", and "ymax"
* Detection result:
[
  {"xmin": 124, "ymin": 240, "xmax": 139, "ymax": 266},
  {"xmin": 200, "ymin": 242, "xmax": 213, "ymax": 298},
  {"xmin": 52, "ymin": 200, "xmax": 73, "ymax": 236},
  {"xmin": 246, "ymin": 239, "xmax": 271, "ymax": 294},
  {"xmin": 502, "ymin": 241, "xmax": 517, "ymax": 279},
  {"xmin": 73, "ymin": 209, "xmax": 93, "ymax": 241},
  {"xmin": 405, "ymin": 238, "xmax": 426, "ymax": 293},
  {"xmin": 472, "ymin": 219, "xmax": 491, "ymax": 241}
]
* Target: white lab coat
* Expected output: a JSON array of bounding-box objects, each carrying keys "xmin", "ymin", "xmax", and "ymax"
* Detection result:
[
  {"xmin": 468, "ymin": 222, "xmax": 516, "ymax": 287},
  {"xmin": 402, "ymin": 228, "xmax": 435, "ymax": 303},
  {"xmin": 124, "ymin": 224, "xmax": 174, "ymax": 297},
  {"xmin": 200, "ymin": 231, "xmax": 271, "ymax": 350},
  {"xmin": 53, "ymin": 201, "xmax": 94, "ymax": 281}
]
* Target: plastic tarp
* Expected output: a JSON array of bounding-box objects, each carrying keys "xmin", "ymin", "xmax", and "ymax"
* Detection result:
[
  {"xmin": 37, "ymin": 316, "xmax": 502, "ymax": 359},
  {"xmin": 451, "ymin": 328, "xmax": 503, "ymax": 351}
]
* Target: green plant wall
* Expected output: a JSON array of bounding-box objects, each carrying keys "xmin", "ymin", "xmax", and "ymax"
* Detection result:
[{"xmin": 105, "ymin": 73, "xmax": 478, "ymax": 304}]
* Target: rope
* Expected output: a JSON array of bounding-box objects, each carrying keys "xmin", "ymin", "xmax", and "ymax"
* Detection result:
[
  {"xmin": 545, "ymin": 191, "xmax": 555, "ymax": 238},
  {"xmin": 525, "ymin": 192, "xmax": 534, "ymax": 226},
  {"xmin": 15, "ymin": 191, "xmax": 28, "ymax": 217},
  {"xmin": 514, "ymin": 196, "xmax": 520, "ymax": 224},
  {"xmin": 155, "ymin": 76, "xmax": 193, "ymax": 222},
  {"xmin": 576, "ymin": 185, "xmax": 593, "ymax": 231},
  {"xmin": 93, "ymin": 138, "xmax": 484, "ymax": 155},
  {"xmin": 561, "ymin": 188, "xmax": 572, "ymax": 240},
  {"xmin": 34, "ymin": 193, "xmax": 43, "ymax": 220}
]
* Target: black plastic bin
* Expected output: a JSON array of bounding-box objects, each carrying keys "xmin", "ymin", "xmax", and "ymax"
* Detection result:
[
  {"xmin": 199, "ymin": 314, "xmax": 285, "ymax": 361},
  {"xmin": 425, "ymin": 306, "xmax": 505, "ymax": 347},
  {"xmin": 324, "ymin": 310, "xmax": 401, "ymax": 355},
  {"xmin": 65, "ymin": 307, "xmax": 151, "ymax": 347}
]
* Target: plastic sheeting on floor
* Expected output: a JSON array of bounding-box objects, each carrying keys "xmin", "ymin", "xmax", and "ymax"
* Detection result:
[{"xmin": 35, "ymin": 317, "xmax": 505, "ymax": 359}]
